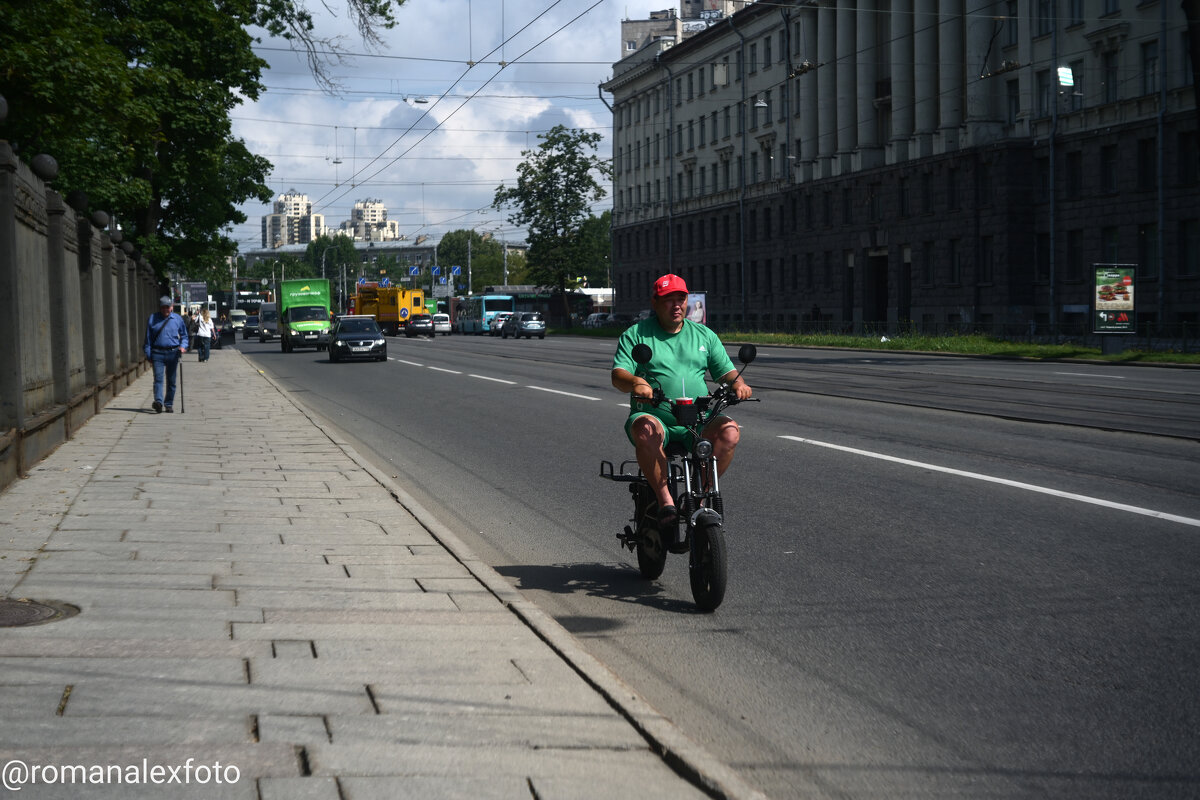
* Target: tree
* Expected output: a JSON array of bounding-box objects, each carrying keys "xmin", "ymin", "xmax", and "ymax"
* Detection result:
[
  {"xmin": 575, "ymin": 211, "xmax": 612, "ymax": 288},
  {"xmin": 304, "ymin": 235, "xmax": 358, "ymax": 280},
  {"xmin": 0, "ymin": 0, "xmax": 407, "ymax": 278},
  {"xmin": 437, "ymin": 229, "xmax": 504, "ymax": 293},
  {"xmin": 492, "ymin": 126, "xmax": 611, "ymax": 325}
]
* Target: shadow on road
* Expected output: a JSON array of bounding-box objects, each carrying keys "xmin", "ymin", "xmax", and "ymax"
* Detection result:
[{"xmin": 495, "ymin": 561, "xmax": 701, "ymax": 615}]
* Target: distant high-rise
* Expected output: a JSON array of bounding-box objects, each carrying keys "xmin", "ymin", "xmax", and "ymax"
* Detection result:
[
  {"xmin": 261, "ymin": 190, "xmax": 325, "ymax": 248},
  {"xmin": 338, "ymin": 199, "xmax": 401, "ymax": 241}
]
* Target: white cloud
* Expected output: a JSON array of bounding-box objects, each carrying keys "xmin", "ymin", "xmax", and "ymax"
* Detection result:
[{"xmin": 231, "ymin": 0, "xmax": 658, "ymax": 250}]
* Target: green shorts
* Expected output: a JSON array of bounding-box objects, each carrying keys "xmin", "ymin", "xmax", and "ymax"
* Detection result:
[{"xmin": 625, "ymin": 412, "xmax": 694, "ymax": 449}]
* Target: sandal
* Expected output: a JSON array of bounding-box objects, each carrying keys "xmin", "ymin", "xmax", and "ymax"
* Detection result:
[{"xmin": 656, "ymin": 504, "xmax": 678, "ymax": 528}]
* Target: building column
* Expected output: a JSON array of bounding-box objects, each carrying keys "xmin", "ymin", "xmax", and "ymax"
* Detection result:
[
  {"xmin": 836, "ymin": 0, "xmax": 858, "ymax": 166},
  {"xmin": 938, "ymin": 0, "xmax": 964, "ymax": 150},
  {"xmin": 799, "ymin": 5, "xmax": 820, "ymax": 174},
  {"xmin": 890, "ymin": 0, "xmax": 915, "ymax": 161},
  {"xmin": 817, "ymin": 0, "xmax": 839, "ymax": 176},
  {"xmin": 912, "ymin": 0, "xmax": 938, "ymax": 156},
  {"xmin": 965, "ymin": 0, "xmax": 1004, "ymax": 145},
  {"xmin": 855, "ymin": 0, "xmax": 882, "ymax": 168}
]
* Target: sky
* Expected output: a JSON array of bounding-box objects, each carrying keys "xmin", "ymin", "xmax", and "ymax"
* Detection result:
[{"xmin": 230, "ymin": 0, "xmax": 664, "ymax": 253}]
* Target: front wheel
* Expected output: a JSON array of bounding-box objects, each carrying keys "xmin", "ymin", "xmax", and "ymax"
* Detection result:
[
  {"xmin": 689, "ymin": 519, "xmax": 727, "ymax": 612},
  {"xmin": 635, "ymin": 524, "xmax": 667, "ymax": 580}
]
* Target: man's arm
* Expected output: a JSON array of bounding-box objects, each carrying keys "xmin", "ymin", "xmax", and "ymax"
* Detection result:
[
  {"xmin": 717, "ymin": 369, "xmax": 752, "ymax": 400},
  {"xmin": 612, "ymin": 368, "xmax": 654, "ymax": 400}
]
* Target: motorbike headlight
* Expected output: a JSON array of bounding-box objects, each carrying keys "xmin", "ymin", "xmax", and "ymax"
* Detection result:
[{"xmin": 694, "ymin": 438, "xmax": 714, "ymax": 459}]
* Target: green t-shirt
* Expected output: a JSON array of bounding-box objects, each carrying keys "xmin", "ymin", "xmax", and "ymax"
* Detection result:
[{"xmin": 612, "ymin": 317, "xmax": 736, "ymax": 428}]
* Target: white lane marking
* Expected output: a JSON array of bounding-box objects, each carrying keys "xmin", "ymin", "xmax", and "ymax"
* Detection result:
[
  {"xmin": 527, "ymin": 386, "xmax": 601, "ymax": 401},
  {"xmin": 428, "ymin": 366, "xmax": 462, "ymax": 375},
  {"xmin": 395, "ymin": 359, "xmax": 424, "ymax": 367},
  {"xmin": 1055, "ymin": 372, "xmax": 1126, "ymax": 379},
  {"xmin": 470, "ymin": 374, "xmax": 518, "ymax": 385},
  {"xmin": 780, "ymin": 436, "xmax": 1200, "ymax": 528}
]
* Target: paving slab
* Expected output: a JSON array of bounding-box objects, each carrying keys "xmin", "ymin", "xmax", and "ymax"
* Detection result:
[{"xmin": 0, "ymin": 349, "xmax": 765, "ymax": 800}]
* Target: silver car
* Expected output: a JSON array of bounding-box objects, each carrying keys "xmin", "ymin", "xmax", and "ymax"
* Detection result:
[{"xmin": 501, "ymin": 312, "xmax": 546, "ymax": 340}]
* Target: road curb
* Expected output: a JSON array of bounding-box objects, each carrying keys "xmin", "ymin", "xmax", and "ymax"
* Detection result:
[{"xmin": 246, "ymin": 350, "xmax": 771, "ymax": 800}]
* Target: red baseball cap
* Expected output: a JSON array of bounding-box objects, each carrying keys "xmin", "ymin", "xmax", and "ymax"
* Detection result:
[{"xmin": 653, "ymin": 273, "xmax": 689, "ymax": 297}]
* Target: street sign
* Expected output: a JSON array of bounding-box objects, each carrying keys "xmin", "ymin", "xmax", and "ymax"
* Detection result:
[
  {"xmin": 432, "ymin": 266, "xmax": 441, "ymax": 276},
  {"xmin": 451, "ymin": 265, "xmax": 462, "ymax": 275},
  {"xmin": 408, "ymin": 266, "xmax": 419, "ymax": 276}
]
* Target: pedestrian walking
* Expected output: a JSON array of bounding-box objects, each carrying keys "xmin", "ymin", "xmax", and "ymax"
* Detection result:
[
  {"xmin": 195, "ymin": 307, "xmax": 216, "ymax": 362},
  {"xmin": 143, "ymin": 295, "xmax": 189, "ymax": 413}
]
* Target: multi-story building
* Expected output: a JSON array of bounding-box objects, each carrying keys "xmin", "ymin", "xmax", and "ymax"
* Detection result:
[
  {"xmin": 261, "ymin": 190, "xmax": 325, "ymax": 249},
  {"xmin": 604, "ymin": 0, "xmax": 1198, "ymax": 334},
  {"xmin": 337, "ymin": 198, "xmax": 402, "ymax": 241}
]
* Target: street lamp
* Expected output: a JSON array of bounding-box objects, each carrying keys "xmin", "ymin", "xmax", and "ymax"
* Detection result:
[{"xmin": 321, "ymin": 245, "xmax": 337, "ymax": 280}]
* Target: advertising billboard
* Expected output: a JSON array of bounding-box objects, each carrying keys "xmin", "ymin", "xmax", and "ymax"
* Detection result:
[
  {"xmin": 686, "ymin": 292, "xmax": 708, "ymax": 325},
  {"xmin": 1093, "ymin": 264, "xmax": 1135, "ymax": 334}
]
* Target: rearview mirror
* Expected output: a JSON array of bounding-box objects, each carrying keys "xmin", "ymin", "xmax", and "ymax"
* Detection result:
[
  {"xmin": 737, "ymin": 344, "xmax": 757, "ymax": 365},
  {"xmin": 632, "ymin": 343, "xmax": 653, "ymax": 364}
]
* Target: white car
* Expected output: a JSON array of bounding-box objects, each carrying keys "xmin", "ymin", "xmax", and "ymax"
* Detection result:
[{"xmin": 432, "ymin": 313, "xmax": 451, "ymax": 335}]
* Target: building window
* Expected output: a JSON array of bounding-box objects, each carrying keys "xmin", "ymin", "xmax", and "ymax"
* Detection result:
[
  {"xmin": 1103, "ymin": 51, "xmax": 1120, "ymax": 104},
  {"xmin": 1004, "ymin": 0, "xmax": 1018, "ymax": 47},
  {"xmin": 921, "ymin": 172, "xmax": 932, "ymax": 213},
  {"xmin": 1103, "ymin": 0, "xmax": 1119, "ymax": 14},
  {"xmin": 1138, "ymin": 138, "xmax": 1157, "ymax": 191},
  {"xmin": 1036, "ymin": 70, "xmax": 1053, "ymax": 117},
  {"xmin": 1037, "ymin": 0, "xmax": 1054, "ymax": 36},
  {"xmin": 949, "ymin": 239, "xmax": 962, "ymax": 284},
  {"xmin": 1142, "ymin": 41, "xmax": 1159, "ymax": 96},
  {"xmin": 921, "ymin": 242, "xmax": 934, "ymax": 285},
  {"xmin": 1139, "ymin": 223, "xmax": 1159, "ymax": 278},
  {"xmin": 1068, "ymin": 0, "xmax": 1083, "ymax": 26},
  {"xmin": 1036, "ymin": 233, "xmax": 1050, "ymax": 282},
  {"xmin": 749, "ymin": 43, "xmax": 758, "ymax": 74},
  {"xmin": 899, "ymin": 177, "xmax": 911, "ymax": 218},
  {"xmin": 1101, "ymin": 144, "xmax": 1119, "ymax": 192},
  {"xmin": 947, "ymin": 167, "xmax": 960, "ymax": 211},
  {"xmin": 842, "ymin": 188, "xmax": 854, "ymax": 225},
  {"xmin": 763, "ymin": 36, "xmax": 771, "ymax": 68},
  {"xmin": 1066, "ymin": 151, "xmax": 1083, "ymax": 198},
  {"xmin": 626, "ymin": 40, "xmax": 636, "ymax": 51},
  {"xmin": 1102, "ymin": 226, "xmax": 1120, "ymax": 262},
  {"xmin": 1180, "ymin": 220, "xmax": 1200, "ymax": 275},
  {"xmin": 1068, "ymin": 60, "xmax": 1084, "ymax": 111},
  {"xmin": 1066, "ymin": 229, "xmax": 1084, "ymax": 281},
  {"xmin": 869, "ymin": 183, "xmax": 881, "ymax": 222},
  {"xmin": 1007, "ymin": 79, "xmax": 1021, "ymax": 124},
  {"xmin": 687, "ymin": 73, "xmax": 694, "ymax": 101}
]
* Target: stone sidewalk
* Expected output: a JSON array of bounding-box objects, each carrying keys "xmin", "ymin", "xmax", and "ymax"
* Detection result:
[{"xmin": 0, "ymin": 347, "xmax": 767, "ymax": 799}]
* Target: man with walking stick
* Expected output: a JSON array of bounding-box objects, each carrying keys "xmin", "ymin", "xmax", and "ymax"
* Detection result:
[{"xmin": 143, "ymin": 296, "xmax": 189, "ymax": 413}]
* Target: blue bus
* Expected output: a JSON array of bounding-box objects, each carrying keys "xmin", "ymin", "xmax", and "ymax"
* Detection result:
[{"xmin": 453, "ymin": 294, "xmax": 514, "ymax": 334}]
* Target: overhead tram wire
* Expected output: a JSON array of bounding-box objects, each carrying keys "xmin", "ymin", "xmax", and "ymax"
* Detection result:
[
  {"xmin": 313, "ymin": 0, "xmax": 606, "ymax": 217},
  {"xmin": 308, "ymin": 0, "xmax": 576, "ymax": 213}
]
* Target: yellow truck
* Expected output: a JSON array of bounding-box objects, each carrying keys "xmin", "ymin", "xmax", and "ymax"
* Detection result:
[{"xmin": 355, "ymin": 285, "xmax": 425, "ymax": 335}]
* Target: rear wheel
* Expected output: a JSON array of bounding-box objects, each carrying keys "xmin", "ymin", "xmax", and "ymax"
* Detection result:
[
  {"xmin": 635, "ymin": 524, "xmax": 667, "ymax": 580},
  {"xmin": 689, "ymin": 519, "xmax": 727, "ymax": 612}
]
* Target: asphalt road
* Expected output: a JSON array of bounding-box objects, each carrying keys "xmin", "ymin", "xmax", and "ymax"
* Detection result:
[{"xmin": 240, "ymin": 333, "xmax": 1200, "ymax": 799}]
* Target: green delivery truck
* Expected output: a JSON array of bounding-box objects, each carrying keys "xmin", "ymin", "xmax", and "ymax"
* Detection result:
[{"xmin": 279, "ymin": 279, "xmax": 332, "ymax": 352}]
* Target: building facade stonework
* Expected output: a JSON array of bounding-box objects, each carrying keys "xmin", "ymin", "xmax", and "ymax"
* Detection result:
[{"xmin": 604, "ymin": 0, "xmax": 1199, "ymax": 334}]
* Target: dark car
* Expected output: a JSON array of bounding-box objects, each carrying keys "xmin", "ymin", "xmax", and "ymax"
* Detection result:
[
  {"xmin": 328, "ymin": 316, "xmax": 387, "ymax": 362},
  {"xmin": 404, "ymin": 313, "xmax": 435, "ymax": 338},
  {"xmin": 242, "ymin": 314, "xmax": 259, "ymax": 339},
  {"xmin": 501, "ymin": 311, "xmax": 546, "ymax": 339}
]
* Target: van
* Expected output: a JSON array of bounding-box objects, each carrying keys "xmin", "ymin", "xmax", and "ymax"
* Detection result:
[{"xmin": 258, "ymin": 303, "xmax": 278, "ymax": 342}]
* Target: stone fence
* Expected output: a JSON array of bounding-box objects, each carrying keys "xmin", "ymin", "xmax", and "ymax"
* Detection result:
[{"xmin": 0, "ymin": 138, "xmax": 158, "ymax": 491}]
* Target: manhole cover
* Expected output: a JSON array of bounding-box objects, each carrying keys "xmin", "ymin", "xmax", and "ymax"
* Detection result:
[{"xmin": 0, "ymin": 598, "xmax": 80, "ymax": 627}]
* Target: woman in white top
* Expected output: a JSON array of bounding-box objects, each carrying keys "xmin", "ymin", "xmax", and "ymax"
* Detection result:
[{"xmin": 195, "ymin": 308, "xmax": 216, "ymax": 362}]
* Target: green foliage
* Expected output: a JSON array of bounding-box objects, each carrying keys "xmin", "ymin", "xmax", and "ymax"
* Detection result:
[
  {"xmin": 303, "ymin": 235, "xmax": 358, "ymax": 278},
  {"xmin": 492, "ymin": 126, "xmax": 611, "ymax": 316},
  {"xmin": 437, "ymin": 229, "xmax": 504, "ymax": 292},
  {"xmin": 0, "ymin": 0, "xmax": 405, "ymax": 279}
]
